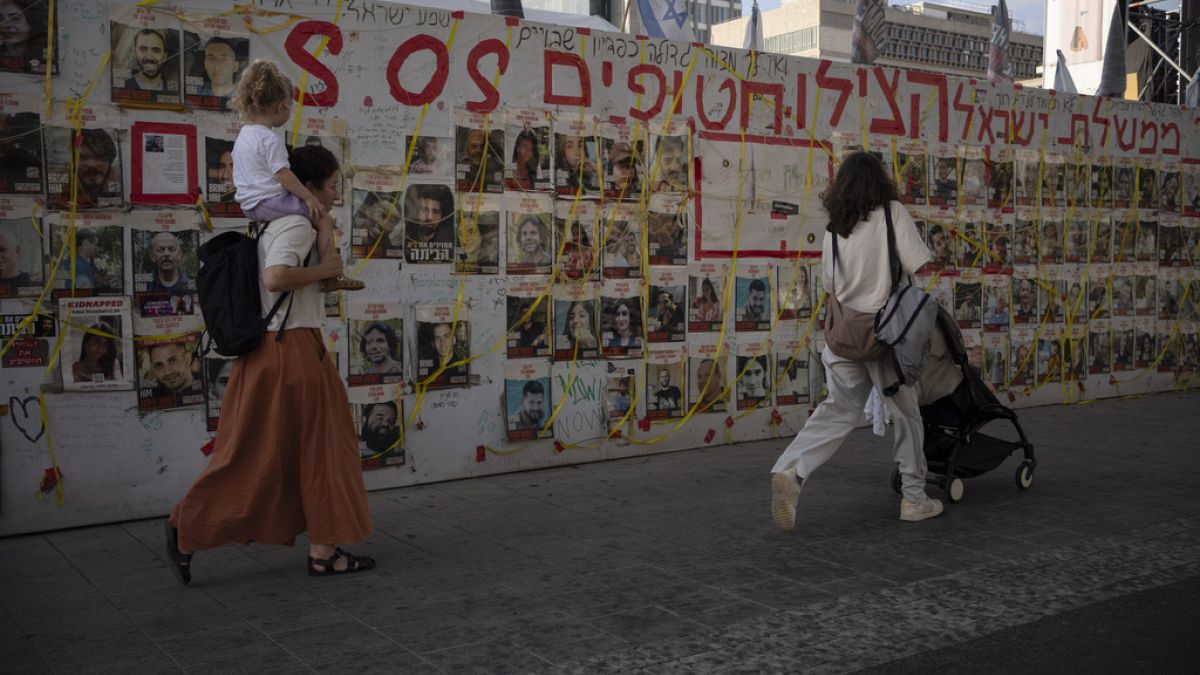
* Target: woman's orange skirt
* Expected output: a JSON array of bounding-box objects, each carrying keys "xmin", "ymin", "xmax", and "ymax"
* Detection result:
[{"xmin": 171, "ymin": 328, "xmax": 372, "ymax": 551}]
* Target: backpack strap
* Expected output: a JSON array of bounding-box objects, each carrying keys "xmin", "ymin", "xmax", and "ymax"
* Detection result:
[{"xmin": 272, "ymin": 246, "xmax": 315, "ymax": 343}]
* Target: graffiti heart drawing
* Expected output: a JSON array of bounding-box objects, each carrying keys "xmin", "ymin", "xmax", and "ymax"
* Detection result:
[{"xmin": 9, "ymin": 396, "xmax": 45, "ymax": 444}]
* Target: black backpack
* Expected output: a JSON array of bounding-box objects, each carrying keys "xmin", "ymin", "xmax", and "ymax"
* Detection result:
[{"xmin": 196, "ymin": 222, "xmax": 299, "ymax": 357}]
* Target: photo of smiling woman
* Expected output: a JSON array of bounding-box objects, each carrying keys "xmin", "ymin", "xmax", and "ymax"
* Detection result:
[
  {"xmin": 0, "ymin": 0, "xmax": 53, "ymax": 73},
  {"xmin": 601, "ymin": 291, "xmax": 644, "ymax": 359}
]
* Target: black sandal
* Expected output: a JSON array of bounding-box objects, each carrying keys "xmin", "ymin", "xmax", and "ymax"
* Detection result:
[
  {"xmin": 164, "ymin": 520, "xmax": 193, "ymax": 586},
  {"xmin": 307, "ymin": 548, "xmax": 376, "ymax": 577}
]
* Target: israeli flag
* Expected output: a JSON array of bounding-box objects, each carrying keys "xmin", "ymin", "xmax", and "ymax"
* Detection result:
[{"xmin": 631, "ymin": 0, "xmax": 696, "ymax": 43}]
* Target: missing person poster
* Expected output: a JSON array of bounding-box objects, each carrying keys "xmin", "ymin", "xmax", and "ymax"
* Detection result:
[
  {"xmin": 647, "ymin": 267, "xmax": 686, "ymax": 343},
  {"xmin": 131, "ymin": 121, "xmax": 197, "ymax": 204},
  {"xmin": 552, "ymin": 283, "xmax": 599, "ymax": 361},
  {"xmin": 405, "ymin": 134, "xmax": 454, "ymax": 180},
  {"xmin": 689, "ymin": 262, "xmax": 729, "ymax": 333},
  {"xmin": 405, "ymin": 182, "xmax": 456, "ymax": 264},
  {"xmin": 896, "ymin": 140, "xmax": 927, "ymax": 205},
  {"xmin": 347, "ymin": 302, "xmax": 404, "ymax": 387},
  {"xmin": 1035, "ymin": 326, "xmax": 1063, "ymax": 385},
  {"xmin": 1112, "ymin": 157, "xmax": 1135, "ymax": 210},
  {"xmin": 986, "ymin": 145, "xmax": 1013, "ymax": 210},
  {"xmin": 648, "ymin": 123, "xmax": 689, "ymax": 194},
  {"xmin": 1160, "ymin": 160, "xmax": 1181, "ymax": 213},
  {"xmin": 0, "ymin": 312, "xmax": 53, "ymax": 369},
  {"xmin": 0, "ymin": 95, "xmax": 43, "ymax": 194},
  {"xmin": 600, "ymin": 279, "xmax": 644, "ymax": 359},
  {"xmin": 774, "ymin": 332, "xmax": 810, "ymax": 407},
  {"xmin": 505, "ymin": 108, "xmax": 551, "ymax": 192},
  {"xmin": 553, "ymin": 115, "xmax": 600, "ymax": 196},
  {"xmin": 0, "ymin": 216, "xmax": 43, "ymax": 298},
  {"xmin": 735, "ymin": 263, "xmax": 773, "ymax": 332},
  {"xmin": 45, "ymin": 124, "xmax": 124, "ymax": 210},
  {"xmin": 1009, "ymin": 326, "xmax": 1037, "ymax": 387},
  {"xmin": 982, "ymin": 332, "xmax": 1008, "ymax": 391},
  {"xmin": 110, "ymin": 4, "xmax": 182, "ymax": 107},
  {"xmin": 455, "ymin": 192, "xmax": 501, "ymax": 275},
  {"xmin": 600, "ymin": 121, "xmax": 644, "ymax": 200},
  {"xmin": 1040, "ymin": 152, "xmax": 1066, "ymax": 209},
  {"xmin": 605, "ymin": 362, "xmax": 637, "ymax": 425},
  {"xmin": 689, "ymin": 339, "xmax": 728, "ymax": 414},
  {"xmin": 504, "ymin": 360, "xmax": 552, "ymax": 442},
  {"xmin": 735, "ymin": 339, "xmax": 771, "ymax": 411},
  {"xmin": 1088, "ymin": 320, "xmax": 1112, "ymax": 375},
  {"xmin": 777, "ymin": 261, "xmax": 813, "ymax": 322},
  {"xmin": 350, "ymin": 171, "xmax": 404, "ymax": 259},
  {"xmin": 183, "ymin": 23, "xmax": 247, "ymax": 112},
  {"xmin": 505, "ymin": 192, "xmax": 554, "ymax": 275},
  {"xmin": 646, "ymin": 194, "xmax": 688, "ymax": 266},
  {"xmin": 348, "ymin": 385, "xmax": 405, "ymax": 469},
  {"xmin": 645, "ymin": 345, "xmax": 685, "ymax": 420},
  {"xmin": 1014, "ymin": 148, "xmax": 1040, "ymax": 208},
  {"xmin": 601, "ymin": 202, "xmax": 642, "ymax": 279},
  {"xmin": 927, "ymin": 145, "xmax": 957, "ymax": 207},
  {"xmin": 136, "ymin": 331, "xmax": 204, "ymax": 412},
  {"xmin": 131, "ymin": 212, "xmax": 200, "ymax": 317},
  {"xmin": 59, "ymin": 296, "xmax": 134, "ymax": 392},
  {"xmin": 506, "ymin": 278, "xmax": 551, "ymax": 359},
  {"xmin": 455, "ymin": 110, "xmax": 505, "ymax": 193},
  {"xmin": 554, "ymin": 198, "xmax": 598, "ymax": 280},
  {"xmin": 957, "ymin": 145, "xmax": 986, "ymax": 207},
  {"xmin": 981, "ymin": 274, "xmax": 1010, "ymax": 333},
  {"xmin": 47, "ymin": 213, "xmax": 125, "ymax": 297},
  {"xmin": 415, "ymin": 304, "xmax": 470, "ymax": 389},
  {"xmin": 202, "ymin": 119, "xmax": 241, "ymax": 217},
  {"xmin": 953, "ymin": 269, "xmax": 982, "ymax": 330}
]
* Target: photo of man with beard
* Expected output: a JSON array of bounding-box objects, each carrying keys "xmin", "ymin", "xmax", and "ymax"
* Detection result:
[
  {"xmin": 111, "ymin": 24, "xmax": 181, "ymax": 104},
  {"xmin": 404, "ymin": 184, "xmax": 454, "ymax": 264},
  {"xmin": 46, "ymin": 127, "xmax": 123, "ymax": 209},
  {"xmin": 358, "ymin": 401, "xmax": 402, "ymax": 460}
]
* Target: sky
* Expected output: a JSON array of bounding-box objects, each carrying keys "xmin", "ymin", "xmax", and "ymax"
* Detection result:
[{"xmin": 742, "ymin": 1, "xmax": 1182, "ymax": 38}]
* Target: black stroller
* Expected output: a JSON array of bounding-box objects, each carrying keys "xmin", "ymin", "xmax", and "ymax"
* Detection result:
[{"xmin": 890, "ymin": 307, "xmax": 1037, "ymax": 503}]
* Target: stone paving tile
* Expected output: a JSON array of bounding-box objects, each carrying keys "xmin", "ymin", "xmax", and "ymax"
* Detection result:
[
  {"xmin": 3, "ymin": 392, "xmax": 1200, "ymax": 673},
  {"xmin": 421, "ymin": 638, "xmax": 553, "ymax": 674},
  {"xmin": 302, "ymin": 642, "xmax": 440, "ymax": 675}
]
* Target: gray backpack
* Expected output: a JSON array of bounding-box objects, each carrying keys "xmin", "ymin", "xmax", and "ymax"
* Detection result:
[{"xmin": 874, "ymin": 205, "xmax": 938, "ymax": 396}]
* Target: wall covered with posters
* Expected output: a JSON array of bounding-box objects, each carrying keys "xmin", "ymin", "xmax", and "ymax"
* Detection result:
[{"xmin": 1, "ymin": 0, "xmax": 1198, "ymax": 535}]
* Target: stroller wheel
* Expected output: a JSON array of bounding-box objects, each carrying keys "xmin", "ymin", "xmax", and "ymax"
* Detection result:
[
  {"xmin": 1015, "ymin": 461, "xmax": 1035, "ymax": 490},
  {"xmin": 946, "ymin": 476, "xmax": 965, "ymax": 503},
  {"xmin": 890, "ymin": 469, "xmax": 902, "ymax": 495}
]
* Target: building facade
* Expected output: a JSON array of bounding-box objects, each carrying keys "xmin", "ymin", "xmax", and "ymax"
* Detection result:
[
  {"xmin": 524, "ymin": 0, "xmax": 741, "ymax": 43},
  {"xmin": 710, "ymin": 0, "xmax": 1042, "ymax": 81}
]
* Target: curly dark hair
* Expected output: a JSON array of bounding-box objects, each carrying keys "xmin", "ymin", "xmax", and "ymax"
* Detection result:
[{"xmin": 823, "ymin": 151, "xmax": 899, "ymax": 238}]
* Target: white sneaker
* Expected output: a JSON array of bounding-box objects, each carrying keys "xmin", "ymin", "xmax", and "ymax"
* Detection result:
[
  {"xmin": 899, "ymin": 498, "xmax": 944, "ymax": 522},
  {"xmin": 771, "ymin": 468, "xmax": 803, "ymax": 531}
]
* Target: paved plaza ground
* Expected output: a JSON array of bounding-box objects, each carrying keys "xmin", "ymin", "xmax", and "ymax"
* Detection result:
[{"xmin": 2, "ymin": 391, "xmax": 1199, "ymax": 673}]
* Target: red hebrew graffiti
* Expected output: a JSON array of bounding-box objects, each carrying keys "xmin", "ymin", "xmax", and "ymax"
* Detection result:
[
  {"xmin": 1138, "ymin": 120, "xmax": 1158, "ymax": 156},
  {"xmin": 627, "ymin": 64, "xmax": 666, "ymax": 121},
  {"xmin": 1057, "ymin": 114, "xmax": 1091, "ymax": 148},
  {"xmin": 1161, "ymin": 122, "xmax": 1181, "ymax": 155},
  {"xmin": 815, "ymin": 61, "xmax": 852, "ymax": 128},
  {"xmin": 1114, "ymin": 115, "xmax": 1137, "ymax": 152},
  {"xmin": 465, "ymin": 39, "xmax": 510, "ymax": 114},
  {"xmin": 386, "ymin": 34, "xmax": 450, "ymax": 106},
  {"xmin": 952, "ymin": 81, "xmax": 977, "ymax": 142},
  {"xmin": 543, "ymin": 50, "xmax": 591, "ymax": 107},
  {"xmin": 285, "ymin": 21, "xmax": 342, "ymax": 107},
  {"xmin": 740, "ymin": 80, "xmax": 783, "ymax": 132},
  {"xmin": 908, "ymin": 71, "xmax": 948, "ymax": 142},
  {"xmin": 868, "ymin": 67, "xmax": 904, "ymax": 136},
  {"xmin": 695, "ymin": 75, "xmax": 735, "ymax": 131}
]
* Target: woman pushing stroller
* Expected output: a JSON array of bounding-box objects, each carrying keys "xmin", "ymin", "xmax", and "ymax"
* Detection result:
[{"xmin": 770, "ymin": 151, "xmax": 944, "ymax": 530}]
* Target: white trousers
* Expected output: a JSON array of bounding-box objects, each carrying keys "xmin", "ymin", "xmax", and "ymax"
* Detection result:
[{"xmin": 771, "ymin": 347, "xmax": 930, "ymax": 502}]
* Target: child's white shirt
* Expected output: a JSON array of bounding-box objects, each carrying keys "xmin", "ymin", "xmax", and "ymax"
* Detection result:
[{"xmin": 233, "ymin": 124, "xmax": 289, "ymax": 211}]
